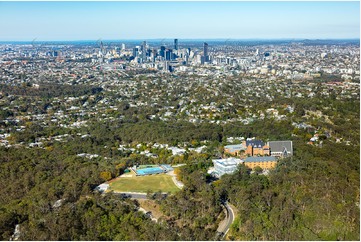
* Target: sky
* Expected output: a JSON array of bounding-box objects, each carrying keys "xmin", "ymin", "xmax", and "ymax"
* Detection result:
[{"xmin": 0, "ymin": 1, "xmax": 359, "ymax": 41}]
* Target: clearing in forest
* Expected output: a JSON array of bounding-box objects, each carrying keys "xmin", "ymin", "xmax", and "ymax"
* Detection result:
[{"xmin": 108, "ymin": 174, "xmax": 180, "ymax": 193}]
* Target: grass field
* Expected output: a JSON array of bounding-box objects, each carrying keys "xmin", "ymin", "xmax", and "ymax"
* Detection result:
[{"xmin": 108, "ymin": 174, "xmax": 180, "ymax": 193}]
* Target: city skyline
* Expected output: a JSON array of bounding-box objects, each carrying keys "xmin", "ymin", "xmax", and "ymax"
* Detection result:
[{"xmin": 0, "ymin": 1, "xmax": 360, "ymax": 41}]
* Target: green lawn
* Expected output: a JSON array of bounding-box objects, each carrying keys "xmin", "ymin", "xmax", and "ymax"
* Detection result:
[{"xmin": 108, "ymin": 174, "xmax": 180, "ymax": 193}]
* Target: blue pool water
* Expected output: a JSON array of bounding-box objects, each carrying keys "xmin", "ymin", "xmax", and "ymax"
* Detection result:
[{"xmin": 136, "ymin": 167, "xmax": 164, "ymax": 176}]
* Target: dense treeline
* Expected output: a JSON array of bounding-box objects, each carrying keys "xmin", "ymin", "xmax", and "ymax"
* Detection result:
[
  {"xmin": 0, "ymin": 145, "xmax": 226, "ymax": 240},
  {"xmin": 156, "ymin": 162, "xmax": 223, "ymax": 240},
  {"xmin": 115, "ymin": 121, "xmax": 223, "ymax": 144},
  {"xmin": 1, "ymin": 140, "xmax": 358, "ymax": 240},
  {"xmin": 0, "ymin": 83, "xmax": 102, "ymax": 98},
  {"xmin": 0, "ymin": 146, "xmax": 182, "ymax": 240},
  {"xmin": 8, "ymin": 117, "xmax": 294, "ymax": 158},
  {"xmin": 215, "ymin": 141, "xmax": 359, "ymax": 240},
  {"xmin": 81, "ymin": 118, "xmax": 293, "ymax": 147}
]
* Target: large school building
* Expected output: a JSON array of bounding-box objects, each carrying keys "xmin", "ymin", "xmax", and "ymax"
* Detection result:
[{"xmin": 222, "ymin": 140, "xmax": 293, "ymax": 171}]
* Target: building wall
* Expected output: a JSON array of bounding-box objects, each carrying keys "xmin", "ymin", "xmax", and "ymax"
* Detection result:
[
  {"xmin": 214, "ymin": 163, "xmax": 237, "ymax": 176},
  {"xmin": 271, "ymin": 151, "xmax": 282, "ymax": 157},
  {"xmin": 244, "ymin": 161, "xmax": 277, "ymax": 170},
  {"xmin": 263, "ymin": 145, "xmax": 270, "ymax": 156},
  {"xmin": 224, "ymin": 148, "xmax": 238, "ymax": 156},
  {"xmin": 271, "ymin": 151, "xmax": 291, "ymax": 157},
  {"xmin": 246, "ymin": 145, "xmax": 253, "ymax": 156},
  {"xmin": 253, "ymin": 147, "xmax": 264, "ymax": 156},
  {"xmin": 245, "ymin": 145, "xmax": 270, "ymax": 156}
]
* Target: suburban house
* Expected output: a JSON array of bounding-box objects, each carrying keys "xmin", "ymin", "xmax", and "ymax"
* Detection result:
[
  {"xmin": 213, "ymin": 157, "xmax": 243, "ymax": 177},
  {"xmin": 268, "ymin": 141, "xmax": 293, "ymax": 157},
  {"xmin": 244, "ymin": 156, "xmax": 277, "ymax": 170},
  {"xmin": 224, "ymin": 144, "xmax": 246, "ymax": 156}
]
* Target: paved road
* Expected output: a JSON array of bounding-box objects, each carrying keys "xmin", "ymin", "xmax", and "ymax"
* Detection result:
[
  {"xmin": 122, "ymin": 193, "xmax": 147, "ymax": 199},
  {"xmin": 167, "ymin": 170, "xmax": 184, "ymax": 189},
  {"xmin": 215, "ymin": 202, "xmax": 235, "ymax": 240}
]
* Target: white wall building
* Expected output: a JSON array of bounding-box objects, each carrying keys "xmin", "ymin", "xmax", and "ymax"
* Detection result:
[{"xmin": 213, "ymin": 157, "xmax": 243, "ymax": 177}]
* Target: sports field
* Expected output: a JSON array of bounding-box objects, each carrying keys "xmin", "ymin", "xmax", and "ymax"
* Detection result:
[{"xmin": 108, "ymin": 174, "xmax": 180, "ymax": 193}]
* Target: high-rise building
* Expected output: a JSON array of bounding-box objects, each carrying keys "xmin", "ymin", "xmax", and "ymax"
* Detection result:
[
  {"xmin": 133, "ymin": 47, "xmax": 139, "ymax": 57},
  {"xmin": 141, "ymin": 41, "xmax": 147, "ymax": 52},
  {"xmin": 165, "ymin": 49, "xmax": 172, "ymax": 61},
  {"xmin": 151, "ymin": 49, "xmax": 157, "ymax": 62},
  {"xmin": 184, "ymin": 53, "xmax": 189, "ymax": 65},
  {"xmin": 203, "ymin": 42, "xmax": 209, "ymax": 62},
  {"xmin": 115, "ymin": 47, "xmax": 120, "ymax": 55},
  {"xmin": 141, "ymin": 41, "xmax": 147, "ymax": 61},
  {"xmin": 121, "ymin": 43, "xmax": 126, "ymax": 50},
  {"xmin": 160, "ymin": 46, "xmax": 166, "ymax": 59},
  {"xmin": 187, "ymin": 48, "xmax": 191, "ymax": 55},
  {"xmin": 174, "ymin": 39, "xmax": 178, "ymax": 50}
]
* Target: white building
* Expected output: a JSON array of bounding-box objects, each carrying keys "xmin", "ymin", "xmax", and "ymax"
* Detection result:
[
  {"xmin": 213, "ymin": 157, "xmax": 243, "ymax": 177},
  {"xmin": 168, "ymin": 146, "xmax": 186, "ymax": 156},
  {"xmin": 95, "ymin": 184, "xmax": 109, "ymax": 192}
]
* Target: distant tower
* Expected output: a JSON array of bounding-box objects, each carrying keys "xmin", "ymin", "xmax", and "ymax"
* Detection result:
[
  {"xmin": 174, "ymin": 39, "xmax": 178, "ymax": 50},
  {"xmin": 203, "ymin": 42, "xmax": 209, "ymax": 62},
  {"xmin": 160, "ymin": 46, "xmax": 166, "ymax": 59},
  {"xmin": 133, "ymin": 47, "xmax": 139, "ymax": 57},
  {"xmin": 141, "ymin": 41, "xmax": 147, "ymax": 52},
  {"xmin": 165, "ymin": 49, "xmax": 172, "ymax": 61},
  {"xmin": 185, "ymin": 54, "xmax": 189, "ymax": 65},
  {"xmin": 121, "ymin": 43, "xmax": 125, "ymax": 50},
  {"xmin": 141, "ymin": 41, "xmax": 147, "ymax": 61}
]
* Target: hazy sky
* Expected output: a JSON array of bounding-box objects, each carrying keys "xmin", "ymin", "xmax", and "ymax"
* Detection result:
[{"xmin": 0, "ymin": 1, "xmax": 359, "ymax": 41}]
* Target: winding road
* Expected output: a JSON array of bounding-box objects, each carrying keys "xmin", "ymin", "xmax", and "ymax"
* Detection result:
[{"xmin": 215, "ymin": 202, "xmax": 235, "ymax": 240}]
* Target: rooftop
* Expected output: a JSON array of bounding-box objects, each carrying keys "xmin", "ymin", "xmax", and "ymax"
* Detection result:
[
  {"xmin": 244, "ymin": 156, "xmax": 277, "ymax": 162},
  {"xmin": 246, "ymin": 140, "xmax": 265, "ymax": 148},
  {"xmin": 213, "ymin": 157, "xmax": 243, "ymax": 166},
  {"xmin": 224, "ymin": 144, "xmax": 246, "ymax": 152},
  {"xmin": 269, "ymin": 140, "xmax": 293, "ymax": 154}
]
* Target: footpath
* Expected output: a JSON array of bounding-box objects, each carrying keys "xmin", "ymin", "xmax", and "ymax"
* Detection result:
[{"xmin": 167, "ymin": 170, "xmax": 184, "ymax": 189}]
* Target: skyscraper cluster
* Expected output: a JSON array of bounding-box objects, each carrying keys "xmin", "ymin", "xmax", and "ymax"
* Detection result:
[
  {"xmin": 132, "ymin": 40, "xmax": 181, "ymax": 64},
  {"xmin": 129, "ymin": 39, "xmax": 212, "ymax": 68}
]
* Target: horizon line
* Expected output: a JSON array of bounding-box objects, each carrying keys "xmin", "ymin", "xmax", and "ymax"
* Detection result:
[{"xmin": 0, "ymin": 38, "xmax": 360, "ymax": 42}]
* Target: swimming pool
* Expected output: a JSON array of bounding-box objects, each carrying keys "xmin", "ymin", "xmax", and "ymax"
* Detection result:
[{"xmin": 136, "ymin": 167, "xmax": 164, "ymax": 176}]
